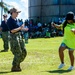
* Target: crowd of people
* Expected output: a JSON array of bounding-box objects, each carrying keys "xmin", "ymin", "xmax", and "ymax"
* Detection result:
[
  {"xmin": 0, "ymin": 13, "xmax": 64, "ymax": 40},
  {"xmin": 17, "ymin": 18, "xmax": 63, "ymax": 39}
]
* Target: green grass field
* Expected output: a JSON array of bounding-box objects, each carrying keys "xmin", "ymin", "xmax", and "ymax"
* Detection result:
[{"xmin": 0, "ymin": 37, "xmax": 75, "ymax": 75}]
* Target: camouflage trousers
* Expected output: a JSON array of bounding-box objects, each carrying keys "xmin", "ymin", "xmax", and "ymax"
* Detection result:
[
  {"xmin": 10, "ymin": 32, "xmax": 27, "ymax": 66},
  {"xmin": 1, "ymin": 31, "xmax": 9, "ymax": 50}
]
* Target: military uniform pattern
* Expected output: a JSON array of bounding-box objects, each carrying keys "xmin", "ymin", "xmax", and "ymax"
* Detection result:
[
  {"xmin": 1, "ymin": 31, "xmax": 9, "ymax": 50},
  {"xmin": 10, "ymin": 32, "xmax": 27, "ymax": 66}
]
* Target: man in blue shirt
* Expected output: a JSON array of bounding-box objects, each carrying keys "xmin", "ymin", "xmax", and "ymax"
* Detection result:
[{"xmin": 7, "ymin": 8, "xmax": 27, "ymax": 72}]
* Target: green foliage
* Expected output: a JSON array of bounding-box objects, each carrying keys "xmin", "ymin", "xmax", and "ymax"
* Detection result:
[
  {"xmin": 0, "ymin": 1, "xmax": 13, "ymax": 13},
  {"xmin": 0, "ymin": 37, "xmax": 75, "ymax": 75},
  {"xmin": 0, "ymin": 2, "xmax": 3, "ymax": 7}
]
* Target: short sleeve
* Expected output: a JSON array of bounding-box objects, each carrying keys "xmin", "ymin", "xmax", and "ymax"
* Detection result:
[
  {"xmin": 60, "ymin": 24, "xmax": 63, "ymax": 30},
  {"xmin": 60, "ymin": 21, "xmax": 65, "ymax": 30}
]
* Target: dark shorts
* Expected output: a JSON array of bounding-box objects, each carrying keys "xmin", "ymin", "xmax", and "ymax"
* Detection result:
[{"xmin": 60, "ymin": 43, "xmax": 74, "ymax": 51}]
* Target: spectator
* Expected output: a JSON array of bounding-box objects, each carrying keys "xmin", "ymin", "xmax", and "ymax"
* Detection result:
[{"xmin": 0, "ymin": 14, "xmax": 9, "ymax": 52}]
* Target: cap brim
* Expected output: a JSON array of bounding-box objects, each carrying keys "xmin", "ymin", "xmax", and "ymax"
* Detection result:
[{"xmin": 16, "ymin": 11, "xmax": 21, "ymax": 13}]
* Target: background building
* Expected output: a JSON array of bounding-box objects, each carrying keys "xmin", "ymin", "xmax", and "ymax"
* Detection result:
[{"xmin": 28, "ymin": 0, "xmax": 75, "ymax": 23}]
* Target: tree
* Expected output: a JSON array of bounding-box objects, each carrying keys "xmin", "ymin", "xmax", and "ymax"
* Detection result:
[
  {"xmin": 0, "ymin": 1, "xmax": 8, "ymax": 13},
  {"xmin": 0, "ymin": 1, "xmax": 13, "ymax": 23},
  {"xmin": 0, "ymin": 1, "xmax": 9, "ymax": 23}
]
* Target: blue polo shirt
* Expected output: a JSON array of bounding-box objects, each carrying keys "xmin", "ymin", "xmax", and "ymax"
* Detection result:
[
  {"xmin": 7, "ymin": 16, "xmax": 20, "ymax": 32},
  {"xmin": 1, "ymin": 20, "xmax": 9, "ymax": 32}
]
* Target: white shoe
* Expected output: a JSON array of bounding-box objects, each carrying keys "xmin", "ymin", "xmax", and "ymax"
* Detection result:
[
  {"xmin": 68, "ymin": 66, "xmax": 74, "ymax": 70},
  {"xmin": 58, "ymin": 63, "xmax": 65, "ymax": 69}
]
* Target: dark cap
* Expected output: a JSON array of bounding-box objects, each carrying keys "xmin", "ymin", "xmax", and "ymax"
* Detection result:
[
  {"xmin": 66, "ymin": 11, "xmax": 74, "ymax": 20},
  {"xmin": 9, "ymin": 8, "xmax": 21, "ymax": 14},
  {"xmin": 3, "ymin": 14, "xmax": 7, "ymax": 17}
]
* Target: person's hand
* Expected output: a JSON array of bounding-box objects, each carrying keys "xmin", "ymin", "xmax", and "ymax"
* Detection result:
[
  {"xmin": 51, "ymin": 22, "xmax": 55, "ymax": 27},
  {"xmin": 21, "ymin": 24, "xmax": 24, "ymax": 28},
  {"xmin": 71, "ymin": 28, "xmax": 75, "ymax": 34},
  {"xmin": 19, "ymin": 24, "xmax": 24, "ymax": 29},
  {"xmin": 19, "ymin": 24, "xmax": 24, "ymax": 30},
  {"xmin": 21, "ymin": 28, "xmax": 29, "ymax": 31}
]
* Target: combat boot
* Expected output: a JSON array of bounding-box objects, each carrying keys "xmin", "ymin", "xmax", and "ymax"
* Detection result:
[{"xmin": 11, "ymin": 65, "xmax": 21, "ymax": 72}]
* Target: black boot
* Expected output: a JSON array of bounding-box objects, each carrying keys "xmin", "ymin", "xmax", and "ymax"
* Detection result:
[{"xmin": 11, "ymin": 65, "xmax": 21, "ymax": 72}]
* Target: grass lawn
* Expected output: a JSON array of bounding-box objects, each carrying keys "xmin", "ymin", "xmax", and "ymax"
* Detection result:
[{"xmin": 0, "ymin": 37, "xmax": 75, "ymax": 75}]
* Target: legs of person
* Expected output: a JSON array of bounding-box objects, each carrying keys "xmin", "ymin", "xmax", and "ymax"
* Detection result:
[
  {"xmin": 58, "ymin": 43, "xmax": 66, "ymax": 69},
  {"xmin": 67, "ymin": 50, "xmax": 74, "ymax": 70},
  {"xmin": 10, "ymin": 34, "xmax": 25, "ymax": 71},
  {"xmin": 4, "ymin": 33, "xmax": 9, "ymax": 51},
  {"xmin": 24, "ymin": 33, "xmax": 28, "ymax": 44},
  {"xmin": 68, "ymin": 50, "xmax": 74, "ymax": 70},
  {"xmin": 58, "ymin": 43, "xmax": 74, "ymax": 70},
  {"xmin": 19, "ymin": 38, "xmax": 27, "ymax": 62},
  {"xmin": 11, "ymin": 37, "xmax": 27, "ymax": 66},
  {"xmin": 59, "ymin": 46, "xmax": 66, "ymax": 64},
  {"xmin": 10, "ymin": 38, "xmax": 21, "ymax": 69},
  {"xmin": 1, "ymin": 32, "xmax": 9, "ymax": 52},
  {"xmin": 68, "ymin": 50, "xmax": 74, "ymax": 66}
]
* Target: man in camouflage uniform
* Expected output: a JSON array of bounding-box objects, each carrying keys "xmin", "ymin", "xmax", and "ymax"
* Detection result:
[
  {"xmin": 0, "ymin": 14, "xmax": 9, "ymax": 52},
  {"xmin": 7, "ymin": 8, "xmax": 27, "ymax": 72}
]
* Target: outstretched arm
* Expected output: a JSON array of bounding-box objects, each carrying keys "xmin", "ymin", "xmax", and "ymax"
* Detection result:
[{"xmin": 51, "ymin": 22, "xmax": 61, "ymax": 29}]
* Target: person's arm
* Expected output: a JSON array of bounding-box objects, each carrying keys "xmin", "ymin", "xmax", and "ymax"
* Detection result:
[
  {"xmin": 11, "ymin": 24, "xmax": 24, "ymax": 33},
  {"xmin": 21, "ymin": 24, "xmax": 29, "ymax": 31},
  {"xmin": 52, "ymin": 23, "xmax": 61, "ymax": 29},
  {"xmin": 11, "ymin": 27, "xmax": 21, "ymax": 33}
]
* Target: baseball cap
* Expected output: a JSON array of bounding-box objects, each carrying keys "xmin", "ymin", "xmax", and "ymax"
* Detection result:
[
  {"xmin": 3, "ymin": 14, "xmax": 7, "ymax": 17},
  {"xmin": 66, "ymin": 11, "xmax": 74, "ymax": 20},
  {"xmin": 8, "ymin": 8, "xmax": 21, "ymax": 14}
]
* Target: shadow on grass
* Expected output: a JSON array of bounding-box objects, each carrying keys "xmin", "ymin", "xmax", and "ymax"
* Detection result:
[
  {"xmin": 46, "ymin": 69, "xmax": 71, "ymax": 74},
  {"xmin": 0, "ymin": 71, "xmax": 11, "ymax": 74}
]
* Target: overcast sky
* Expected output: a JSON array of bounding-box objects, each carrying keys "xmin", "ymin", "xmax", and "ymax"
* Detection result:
[{"xmin": 0, "ymin": 0, "xmax": 28, "ymax": 23}]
